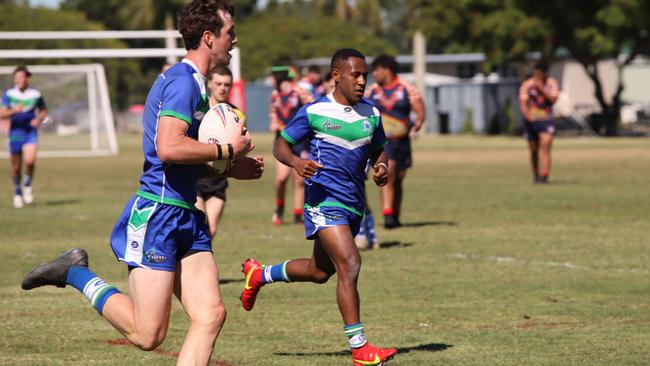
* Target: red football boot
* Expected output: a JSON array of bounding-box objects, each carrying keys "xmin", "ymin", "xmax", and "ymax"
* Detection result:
[
  {"xmin": 240, "ymin": 258, "xmax": 265, "ymax": 311},
  {"xmin": 351, "ymin": 343, "xmax": 397, "ymax": 366}
]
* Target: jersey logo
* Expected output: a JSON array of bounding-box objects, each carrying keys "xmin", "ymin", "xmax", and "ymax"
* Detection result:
[{"xmin": 323, "ymin": 120, "xmax": 342, "ymax": 130}]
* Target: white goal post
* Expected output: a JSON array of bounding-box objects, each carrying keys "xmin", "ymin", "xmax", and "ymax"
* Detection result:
[{"xmin": 0, "ymin": 63, "xmax": 118, "ymax": 157}]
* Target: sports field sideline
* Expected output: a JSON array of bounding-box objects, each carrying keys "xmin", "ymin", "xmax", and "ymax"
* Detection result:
[{"xmin": 1, "ymin": 133, "xmax": 649, "ymax": 365}]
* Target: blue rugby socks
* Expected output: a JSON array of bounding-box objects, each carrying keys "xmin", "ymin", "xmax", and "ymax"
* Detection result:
[
  {"xmin": 66, "ymin": 265, "xmax": 120, "ymax": 314},
  {"xmin": 261, "ymin": 261, "xmax": 290, "ymax": 283}
]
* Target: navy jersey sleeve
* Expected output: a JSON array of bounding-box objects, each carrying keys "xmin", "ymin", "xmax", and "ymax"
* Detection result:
[
  {"xmin": 36, "ymin": 94, "xmax": 46, "ymax": 110},
  {"xmin": 158, "ymin": 76, "xmax": 197, "ymax": 125},
  {"xmin": 280, "ymin": 105, "xmax": 312, "ymax": 145},
  {"xmin": 371, "ymin": 112, "xmax": 387, "ymax": 149}
]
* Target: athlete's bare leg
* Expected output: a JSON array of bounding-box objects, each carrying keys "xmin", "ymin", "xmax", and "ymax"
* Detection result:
[
  {"xmin": 538, "ymin": 132, "xmax": 553, "ymax": 178},
  {"xmin": 203, "ymin": 197, "xmax": 226, "ymax": 238},
  {"xmin": 285, "ymin": 225, "xmax": 361, "ymax": 324},
  {"xmin": 22, "ymin": 143, "xmax": 37, "ymax": 177},
  {"xmin": 528, "ymin": 140, "xmax": 539, "ymax": 177},
  {"xmin": 174, "ymin": 252, "xmax": 226, "ymax": 366},
  {"xmin": 101, "ymin": 268, "xmax": 175, "ymax": 351}
]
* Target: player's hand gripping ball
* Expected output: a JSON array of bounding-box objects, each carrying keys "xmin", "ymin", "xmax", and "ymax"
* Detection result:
[{"xmin": 198, "ymin": 103, "xmax": 247, "ymax": 174}]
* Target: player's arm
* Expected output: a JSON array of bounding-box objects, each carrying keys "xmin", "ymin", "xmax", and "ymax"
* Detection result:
[
  {"xmin": 537, "ymin": 78, "xmax": 559, "ymax": 104},
  {"xmin": 157, "ymin": 116, "xmax": 251, "ymax": 164},
  {"xmin": 518, "ymin": 81, "xmax": 533, "ymax": 121},
  {"xmin": 30, "ymin": 98, "xmax": 48, "ymax": 128},
  {"xmin": 273, "ymin": 137, "xmax": 322, "ymax": 178},
  {"xmin": 369, "ymin": 112, "xmax": 388, "ymax": 186},
  {"xmin": 199, "ymin": 155, "xmax": 264, "ymax": 180},
  {"xmin": 273, "ymin": 108, "xmax": 322, "ymax": 178},
  {"xmin": 405, "ymin": 82, "xmax": 426, "ymax": 132},
  {"xmin": 268, "ymin": 92, "xmax": 281, "ymax": 132}
]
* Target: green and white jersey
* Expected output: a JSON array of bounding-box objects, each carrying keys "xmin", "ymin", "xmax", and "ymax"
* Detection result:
[{"xmin": 280, "ymin": 93, "xmax": 386, "ymax": 215}]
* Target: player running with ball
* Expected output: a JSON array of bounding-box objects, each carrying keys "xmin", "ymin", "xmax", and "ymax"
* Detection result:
[
  {"xmin": 20, "ymin": 1, "xmax": 263, "ymax": 365},
  {"xmin": 240, "ymin": 48, "xmax": 397, "ymax": 366}
]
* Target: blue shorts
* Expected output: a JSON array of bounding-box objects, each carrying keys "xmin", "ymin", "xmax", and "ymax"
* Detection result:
[
  {"xmin": 304, "ymin": 205, "xmax": 362, "ymax": 240},
  {"xmin": 524, "ymin": 120, "xmax": 555, "ymax": 141},
  {"xmin": 385, "ymin": 137, "xmax": 412, "ymax": 170},
  {"xmin": 110, "ymin": 195, "xmax": 212, "ymax": 272},
  {"xmin": 8, "ymin": 129, "xmax": 37, "ymax": 154}
]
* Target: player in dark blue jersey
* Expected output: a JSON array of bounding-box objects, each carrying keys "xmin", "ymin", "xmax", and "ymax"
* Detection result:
[
  {"xmin": 21, "ymin": 1, "xmax": 263, "ymax": 363},
  {"xmin": 240, "ymin": 48, "xmax": 398, "ymax": 366},
  {"xmin": 367, "ymin": 55, "xmax": 425, "ymax": 228},
  {"xmin": 0, "ymin": 66, "xmax": 48, "ymax": 208}
]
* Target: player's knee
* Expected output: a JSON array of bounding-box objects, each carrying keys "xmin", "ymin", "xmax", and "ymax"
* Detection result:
[
  {"xmin": 191, "ymin": 302, "xmax": 227, "ymax": 334},
  {"xmin": 338, "ymin": 257, "xmax": 361, "ymax": 281},
  {"xmin": 312, "ymin": 270, "xmax": 332, "ymax": 284},
  {"xmin": 133, "ymin": 331, "xmax": 166, "ymax": 351}
]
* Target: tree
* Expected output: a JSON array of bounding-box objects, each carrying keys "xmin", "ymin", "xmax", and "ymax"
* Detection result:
[
  {"xmin": 517, "ymin": 0, "xmax": 650, "ymax": 135},
  {"xmin": 237, "ymin": 1, "xmax": 395, "ymax": 80}
]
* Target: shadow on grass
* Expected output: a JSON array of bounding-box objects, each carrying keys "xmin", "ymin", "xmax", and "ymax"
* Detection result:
[
  {"xmin": 219, "ymin": 278, "xmax": 244, "ymax": 285},
  {"xmin": 41, "ymin": 199, "xmax": 81, "ymax": 206},
  {"xmin": 377, "ymin": 241, "xmax": 414, "ymax": 249},
  {"xmin": 274, "ymin": 342, "xmax": 452, "ymax": 357},
  {"xmin": 399, "ymin": 221, "xmax": 458, "ymax": 228}
]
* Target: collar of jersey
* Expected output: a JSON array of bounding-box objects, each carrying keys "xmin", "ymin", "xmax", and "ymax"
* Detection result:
[
  {"xmin": 181, "ymin": 58, "xmax": 206, "ymax": 81},
  {"xmin": 326, "ymin": 93, "xmax": 360, "ymax": 109}
]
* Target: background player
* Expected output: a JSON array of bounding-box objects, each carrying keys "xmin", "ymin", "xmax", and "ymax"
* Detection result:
[
  {"xmin": 519, "ymin": 62, "xmax": 559, "ymax": 184},
  {"xmin": 21, "ymin": 2, "xmax": 263, "ymax": 365},
  {"xmin": 269, "ymin": 66, "xmax": 314, "ymax": 224},
  {"xmin": 196, "ymin": 66, "xmax": 246, "ymax": 238},
  {"xmin": 240, "ymin": 48, "xmax": 397, "ymax": 366},
  {"xmin": 367, "ymin": 55, "xmax": 425, "ymax": 228},
  {"xmin": 0, "ymin": 65, "xmax": 48, "ymax": 208}
]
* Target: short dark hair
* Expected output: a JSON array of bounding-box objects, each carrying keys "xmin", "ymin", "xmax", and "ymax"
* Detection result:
[
  {"xmin": 14, "ymin": 65, "xmax": 31, "ymax": 77},
  {"xmin": 179, "ymin": 0, "xmax": 235, "ymax": 51},
  {"xmin": 372, "ymin": 54, "xmax": 398, "ymax": 75},
  {"xmin": 307, "ymin": 64, "xmax": 320, "ymax": 74},
  {"xmin": 534, "ymin": 62, "xmax": 549, "ymax": 73},
  {"xmin": 209, "ymin": 66, "xmax": 233, "ymax": 80},
  {"xmin": 330, "ymin": 48, "xmax": 366, "ymax": 71}
]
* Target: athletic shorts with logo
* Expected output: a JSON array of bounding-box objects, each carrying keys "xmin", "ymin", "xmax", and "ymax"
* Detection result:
[
  {"xmin": 385, "ymin": 137, "xmax": 412, "ymax": 170},
  {"xmin": 110, "ymin": 195, "xmax": 212, "ymax": 271},
  {"xmin": 8, "ymin": 128, "xmax": 37, "ymax": 154},
  {"xmin": 524, "ymin": 120, "xmax": 555, "ymax": 141},
  {"xmin": 304, "ymin": 205, "xmax": 362, "ymax": 240}
]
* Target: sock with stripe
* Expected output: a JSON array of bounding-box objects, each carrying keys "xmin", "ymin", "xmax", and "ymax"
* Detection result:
[
  {"xmin": 12, "ymin": 175, "xmax": 22, "ymax": 195},
  {"xmin": 22, "ymin": 175, "xmax": 33, "ymax": 187},
  {"xmin": 365, "ymin": 209, "xmax": 377, "ymax": 245},
  {"xmin": 66, "ymin": 265, "xmax": 120, "ymax": 314},
  {"xmin": 261, "ymin": 261, "xmax": 290, "ymax": 284},
  {"xmin": 344, "ymin": 322, "xmax": 368, "ymax": 349}
]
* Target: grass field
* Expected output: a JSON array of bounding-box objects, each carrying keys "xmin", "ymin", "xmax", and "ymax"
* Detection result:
[{"xmin": 1, "ymin": 133, "xmax": 649, "ymax": 365}]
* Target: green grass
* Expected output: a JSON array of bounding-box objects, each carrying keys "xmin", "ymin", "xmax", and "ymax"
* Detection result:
[{"xmin": 1, "ymin": 133, "xmax": 649, "ymax": 365}]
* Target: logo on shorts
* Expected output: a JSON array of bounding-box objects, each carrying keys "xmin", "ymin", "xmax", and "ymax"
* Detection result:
[
  {"xmin": 323, "ymin": 121, "xmax": 342, "ymax": 130},
  {"xmin": 145, "ymin": 248, "xmax": 167, "ymax": 263},
  {"xmin": 130, "ymin": 241, "xmax": 139, "ymax": 249}
]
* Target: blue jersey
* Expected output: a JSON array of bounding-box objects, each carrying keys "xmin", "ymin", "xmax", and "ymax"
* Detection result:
[
  {"xmin": 280, "ymin": 94, "xmax": 386, "ymax": 215},
  {"xmin": 135, "ymin": 59, "xmax": 210, "ymax": 210},
  {"xmin": 2, "ymin": 87, "xmax": 46, "ymax": 131}
]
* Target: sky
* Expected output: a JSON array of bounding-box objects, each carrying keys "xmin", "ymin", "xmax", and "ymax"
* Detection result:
[{"xmin": 30, "ymin": 0, "xmax": 60, "ymax": 8}]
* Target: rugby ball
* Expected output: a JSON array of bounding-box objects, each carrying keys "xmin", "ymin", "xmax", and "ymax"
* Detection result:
[{"xmin": 198, "ymin": 103, "xmax": 243, "ymax": 174}]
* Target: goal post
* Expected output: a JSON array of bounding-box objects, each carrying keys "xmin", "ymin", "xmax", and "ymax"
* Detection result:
[{"xmin": 0, "ymin": 63, "xmax": 118, "ymax": 158}]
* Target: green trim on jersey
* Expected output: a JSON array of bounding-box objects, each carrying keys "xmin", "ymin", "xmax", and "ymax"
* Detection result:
[
  {"xmin": 135, "ymin": 190, "xmax": 197, "ymax": 210},
  {"xmin": 309, "ymin": 113, "xmax": 380, "ymax": 142},
  {"xmin": 305, "ymin": 201, "xmax": 363, "ymax": 216},
  {"xmin": 7, "ymin": 95, "xmax": 39, "ymax": 109},
  {"xmin": 197, "ymin": 95, "xmax": 210, "ymax": 113},
  {"xmin": 160, "ymin": 110, "xmax": 192, "ymax": 124},
  {"xmin": 280, "ymin": 129, "xmax": 297, "ymax": 144}
]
